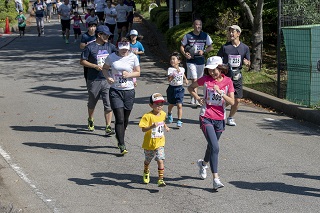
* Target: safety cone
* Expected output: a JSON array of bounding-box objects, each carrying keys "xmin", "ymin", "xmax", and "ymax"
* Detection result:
[{"xmin": 4, "ymin": 17, "xmax": 11, "ymax": 34}]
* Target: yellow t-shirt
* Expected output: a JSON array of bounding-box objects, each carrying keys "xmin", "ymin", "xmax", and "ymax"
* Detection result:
[{"xmin": 139, "ymin": 110, "xmax": 167, "ymax": 150}]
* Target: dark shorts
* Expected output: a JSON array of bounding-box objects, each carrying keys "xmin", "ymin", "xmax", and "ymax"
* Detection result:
[
  {"xmin": 95, "ymin": 12, "xmax": 104, "ymax": 21},
  {"xmin": 73, "ymin": 28, "xmax": 81, "ymax": 35},
  {"xmin": 233, "ymin": 77, "xmax": 243, "ymax": 99},
  {"xmin": 105, "ymin": 23, "xmax": 116, "ymax": 34},
  {"xmin": 166, "ymin": 85, "xmax": 184, "ymax": 104},
  {"xmin": 109, "ymin": 88, "xmax": 135, "ymax": 110},
  {"xmin": 81, "ymin": 0, "xmax": 87, "ymax": 8},
  {"xmin": 71, "ymin": 1, "xmax": 77, "ymax": 9},
  {"xmin": 127, "ymin": 13, "xmax": 134, "ymax": 23},
  {"xmin": 117, "ymin": 21, "xmax": 128, "ymax": 29},
  {"xmin": 87, "ymin": 80, "xmax": 111, "ymax": 112},
  {"xmin": 199, "ymin": 116, "xmax": 225, "ymax": 132},
  {"xmin": 61, "ymin": 19, "xmax": 71, "ymax": 31},
  {"xmin": 18, "ymin": 26, "xmax": 25, "ymax": 31}
]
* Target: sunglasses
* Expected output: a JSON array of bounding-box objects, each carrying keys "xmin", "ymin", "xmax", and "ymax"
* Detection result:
[{"xmin": 118, "ymin": 42, "xmax": 130, "ymax": 46}]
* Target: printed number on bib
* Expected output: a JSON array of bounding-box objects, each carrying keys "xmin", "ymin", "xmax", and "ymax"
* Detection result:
[
  {"xmin": 206, "ymin": 88, "xmax": 224, "ymax": 106},
  {"xmin": 172, "ymin": 73, "xmax": 183, "ymax": 86},
  {"xmin": 228, "ymin": 55, "xmax": 241, "ymax": 67},
  {"xmin": 194, "ymin": 43, "xmax": 205, "ymax": 53},
  {"xmin": 97, "ymin": 50, "xmax": 109, "ymax": 67},
  {"xmin": 151, "ymin": 122, "xmax": 164, "ymax": 138},
  {"xmin": 114, "ymin": 74, "xmax": 128, "ymax": 88}
]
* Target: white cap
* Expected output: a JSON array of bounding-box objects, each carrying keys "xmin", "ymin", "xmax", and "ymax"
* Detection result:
[
  {"xmin": 205, "ymin": 56, "xmax": 223, "ymax": 69},
  {"xmin": 150, "ymin": 93, "xmax": 165, "ymax": 104},
  {"xmin": 130, "ymin": 29, "xmax": 138, "ymax": 36},
  {"xmin": 226, "ymin": 25, "xmax": 242, "ymax": 33},
  {"xmin": 118, "ymin": 42, "xmax": 130, "ymax": 50}
]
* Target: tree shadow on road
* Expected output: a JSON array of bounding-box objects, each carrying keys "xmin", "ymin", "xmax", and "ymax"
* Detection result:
[
  {"xmin": 229, "ymin": 181, "xmax": 320, "ymax": 197},
  {"xmin": 23, "ymin": 142, "xmax": 121, "ymax": 157}
]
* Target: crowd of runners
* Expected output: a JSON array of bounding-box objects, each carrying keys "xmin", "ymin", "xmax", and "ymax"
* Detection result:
[{"xmin": 28, "ymin": 0, "xmax": 251, "ymax": 191}]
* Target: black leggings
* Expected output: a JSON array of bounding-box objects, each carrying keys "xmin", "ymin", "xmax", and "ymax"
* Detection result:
[{"xmin": 113, "ymin": 107, "xmax": 131, "ymax": 146}]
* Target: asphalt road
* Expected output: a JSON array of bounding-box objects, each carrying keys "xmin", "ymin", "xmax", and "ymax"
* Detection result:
[{"xmin": 0, "ymin": 13, "xmax": 320, "ymax": 213}]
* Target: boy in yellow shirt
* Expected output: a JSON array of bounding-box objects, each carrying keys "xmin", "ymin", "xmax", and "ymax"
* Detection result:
[{"xmin": 139, "ymin": 93, "xmax": 170, "ymax": 187}]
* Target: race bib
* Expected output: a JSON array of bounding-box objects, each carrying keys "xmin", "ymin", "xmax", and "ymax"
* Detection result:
[
  {"xmin": 171, "ymin": 72, "xmax": 183, "ymax": 86},
  {"xmin": 228, "ymin": 55, "xmax": 241, "ymax": 67},
  {"xmin": 131, "ymin": 47, "xmax": 138, "ymax": 53},
  {"xmin": 151, "ymin": 122, "xmax": 164, "ymax": 138},
  {"xmin": 114, "ymin": 74, "xmax": 128, "ymax": 88},
  {"xmin": 193, "ymin": 42, "xmax": 205, "ymax": 53},
  {"xmin": 96, "ymin": 50, "xmax": 109, "ymax": 67},
  {"xmin": 206, "ymin": 88, "xmax": 224, "ymax": 106},
  {"xmin": 74, "ymin": 20, "xmax": 80, "ymax": 26}
]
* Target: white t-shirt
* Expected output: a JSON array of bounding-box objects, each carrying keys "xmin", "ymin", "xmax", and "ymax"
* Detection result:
[
  {"xmin": 85, "ymin": 15, "xmax": 99, "ymax": 25},
  {"xmin": 104, "ymin": 6, "xmax": 117, "ymax": 25},
  {"xmin": 94, "ymin": 0, "xmax": 105, "ymax": 12},
  {"xmin": 58, "ymin": 4, "xmax": 72, "ymax": 20},
  {"xmin": 115, "ymin": 4, "xmax": 129, "ymax": 23},
  {"xmin": 105, "ymin": 52, "xmax": 140, "ymax": 90},
  {"xmin": 168, "ymin": 67, "xmax": 185, "ymax": 86}
]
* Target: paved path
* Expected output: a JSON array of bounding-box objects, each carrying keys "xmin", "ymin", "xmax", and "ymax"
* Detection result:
[{"xmin": 0, "ymin": 10, "xmax": 320, "ymax": 213}]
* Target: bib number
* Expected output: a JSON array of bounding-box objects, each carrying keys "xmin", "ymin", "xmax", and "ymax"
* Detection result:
[
  {"xmin": 151, "ymin": 123, "xmax": 164, "ymax": 138},
  {"xmin": 114, "ymin": 74, "xmax": 128, "ymax": 88},
  {"xmin": 228, "ymin": 55, "xmax": 241, "ymax": 67},
  {"xmin": 206, "ymin": 89, "xmax": 224, "ymax": 106}
]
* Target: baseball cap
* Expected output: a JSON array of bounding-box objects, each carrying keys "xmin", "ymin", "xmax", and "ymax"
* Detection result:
[
  {"xmin": 88, "ymin": 21, "xmax": 97, "ymax": 26},
  {"xmin": 150, "ymin": 93, "xmax": 165, "ymax": 104},
  {"xmin": 118, "ymin": 42, "xmax": 130, "ymax": 50},
  {"xmin": 96, "ymin": 25, "xmax": 112, "ymax": 35},
  {"xmin": 130, "ymin": 29, "xmax": 138, "ymax": 36},
  {"xmin": 205, "ymin": 56, "xmax": 223, "ymax": 69},
  {"xmin": 226, "ymin": 25, "xmax": 242, "ymax": 33}
]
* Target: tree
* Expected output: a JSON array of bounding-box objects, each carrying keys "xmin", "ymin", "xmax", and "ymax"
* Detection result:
[{"xmin": 237, "ymin": 0, "xmax": 264, "ymax": 71}]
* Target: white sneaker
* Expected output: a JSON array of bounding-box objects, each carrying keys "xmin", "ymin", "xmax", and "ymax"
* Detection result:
[
  {"xmin": 190, "ymin": 97, "xmax": 195, "ymax": 104},
  {"xmin": 226, "ymin": 117, "xmax": 236, "ymax": 126},
  {"xmin": 213, "ymin": 178, "xmax": 224, "ymax": 189},
  {"xmin": 197, "ymin": 159, "xmax": 208, "ymax": 179}
]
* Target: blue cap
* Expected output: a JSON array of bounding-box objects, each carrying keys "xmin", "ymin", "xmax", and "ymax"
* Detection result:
[{"xmin": 96, "ymin": 25, "xmax": 112, "ymax": 35}]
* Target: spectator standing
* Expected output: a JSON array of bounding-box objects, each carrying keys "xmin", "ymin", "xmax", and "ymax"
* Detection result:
[
  {"xmin": 217, "ymin": 25, "xmax": 250, "ymax": 126},
  {"xmin": 180, "ymin": 19, "xmax": 213, "ymax": 107}
]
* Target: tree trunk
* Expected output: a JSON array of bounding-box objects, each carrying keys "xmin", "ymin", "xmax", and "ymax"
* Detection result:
[
  {"xmin": 237, "ymin": 0, "xmax": 264, "ymax": 71},
  {"xmin": 251, "ymin": 0, "xmax": 264, "ymax": 71},
  {"xmin": 156, "ymin": 0, "xmax": 161, "ymax": 6}
]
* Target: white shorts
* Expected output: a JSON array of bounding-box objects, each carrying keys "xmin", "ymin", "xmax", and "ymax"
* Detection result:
[{"xmin": 187, "ymin": 63, "xmax": 205, "ymax": 80}]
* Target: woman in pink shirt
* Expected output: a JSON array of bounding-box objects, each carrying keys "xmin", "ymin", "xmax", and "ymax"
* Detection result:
[{"xmin": 188, "ymin": 56, "xmax": 235, "ymax": 191}]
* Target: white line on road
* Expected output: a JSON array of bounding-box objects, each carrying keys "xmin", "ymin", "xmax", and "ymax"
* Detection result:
[{"xmin": 0, "ymin": 146, "xmax": 61, "ymax": 213}]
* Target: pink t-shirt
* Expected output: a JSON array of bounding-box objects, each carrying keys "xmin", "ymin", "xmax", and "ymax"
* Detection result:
[
  {"xmin": 72, "ymin": 16, "xmax": 82, "ymax": 29},
  {"xmin": 197, "ymin": 74, "xmax": 235, "ymax": 120}
]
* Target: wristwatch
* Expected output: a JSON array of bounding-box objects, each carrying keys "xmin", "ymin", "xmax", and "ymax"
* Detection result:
[{"xmin": 220, "ymin": 91, "xmax": 225, "ymax": 97}]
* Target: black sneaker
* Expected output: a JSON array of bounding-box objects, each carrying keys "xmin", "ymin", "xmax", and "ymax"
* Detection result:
[{"xmin": 118, "ymin": 145, "xmax": 128, "ymax": 155}]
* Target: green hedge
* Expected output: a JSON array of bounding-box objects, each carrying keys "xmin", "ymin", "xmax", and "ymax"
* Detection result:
[
  {"xmin": 150, "ymin": 6, "xmax": 167, "ymax": 22},
  {"xmin": 0, "ymin": 0, "xmax": 29, "ymax": 29},
  {"xmin": 155, "ymin": 11, "xmax": 169, "ymax": 33}
]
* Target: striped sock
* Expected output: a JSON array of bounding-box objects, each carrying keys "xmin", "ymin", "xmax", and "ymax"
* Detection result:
[
  {"xmin": 158, "ymin": 168, "xmax": 164, "ymax": 180},
  {"xmin": 144, "ymin": 163, "xmax": 149, "ymax": 173}
]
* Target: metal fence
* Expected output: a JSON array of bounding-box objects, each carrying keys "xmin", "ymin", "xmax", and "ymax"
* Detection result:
[{"xmin": 278, "ymin": 0, "xmax": 320, "ymax": 107}]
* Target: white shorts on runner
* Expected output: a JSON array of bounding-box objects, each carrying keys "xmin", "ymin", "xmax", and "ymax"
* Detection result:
[{"xmin": 187, "ymin": 63, "xmax": 205, "ymax": 80}]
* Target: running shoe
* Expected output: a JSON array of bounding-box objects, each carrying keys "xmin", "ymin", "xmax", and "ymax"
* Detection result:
[
  {"xmin": 105, "ymin": 125, "xmax": 115, "ymax": 136},
  {"xmin": 88, "ymin": 118, "xmax": 94, "ymax": 131},
  {"xmin": 118, "ymin": 145, "xmax": 128, "ymax": 155},
  {"xmin": 166, "ymin": 114, "xmax": 173, "ymax": 123},
  {"xmin": 226, "ymin": 117, "xmax": 236, "ymax": 126},
  {"xmin": 65, "ymin": 39, "xmax": 69, "ymax": 44},
  {"xmin": 213, "ymin": 178, "xmax": 225, "ymax": 190},
  {"xmin": 157, "ymin": 179, "xmax": 166, "ymax": 187},
  {"xmin": 197, "ymin": 159, "xmax": 208, "ymax": 179},
  {"xmin": 176, "ymin": 120, "xmax": 183, "ymax": 128},
  {"xmin": 143, "ymin": 171, "xmax": 150, "ymax": 184}
]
